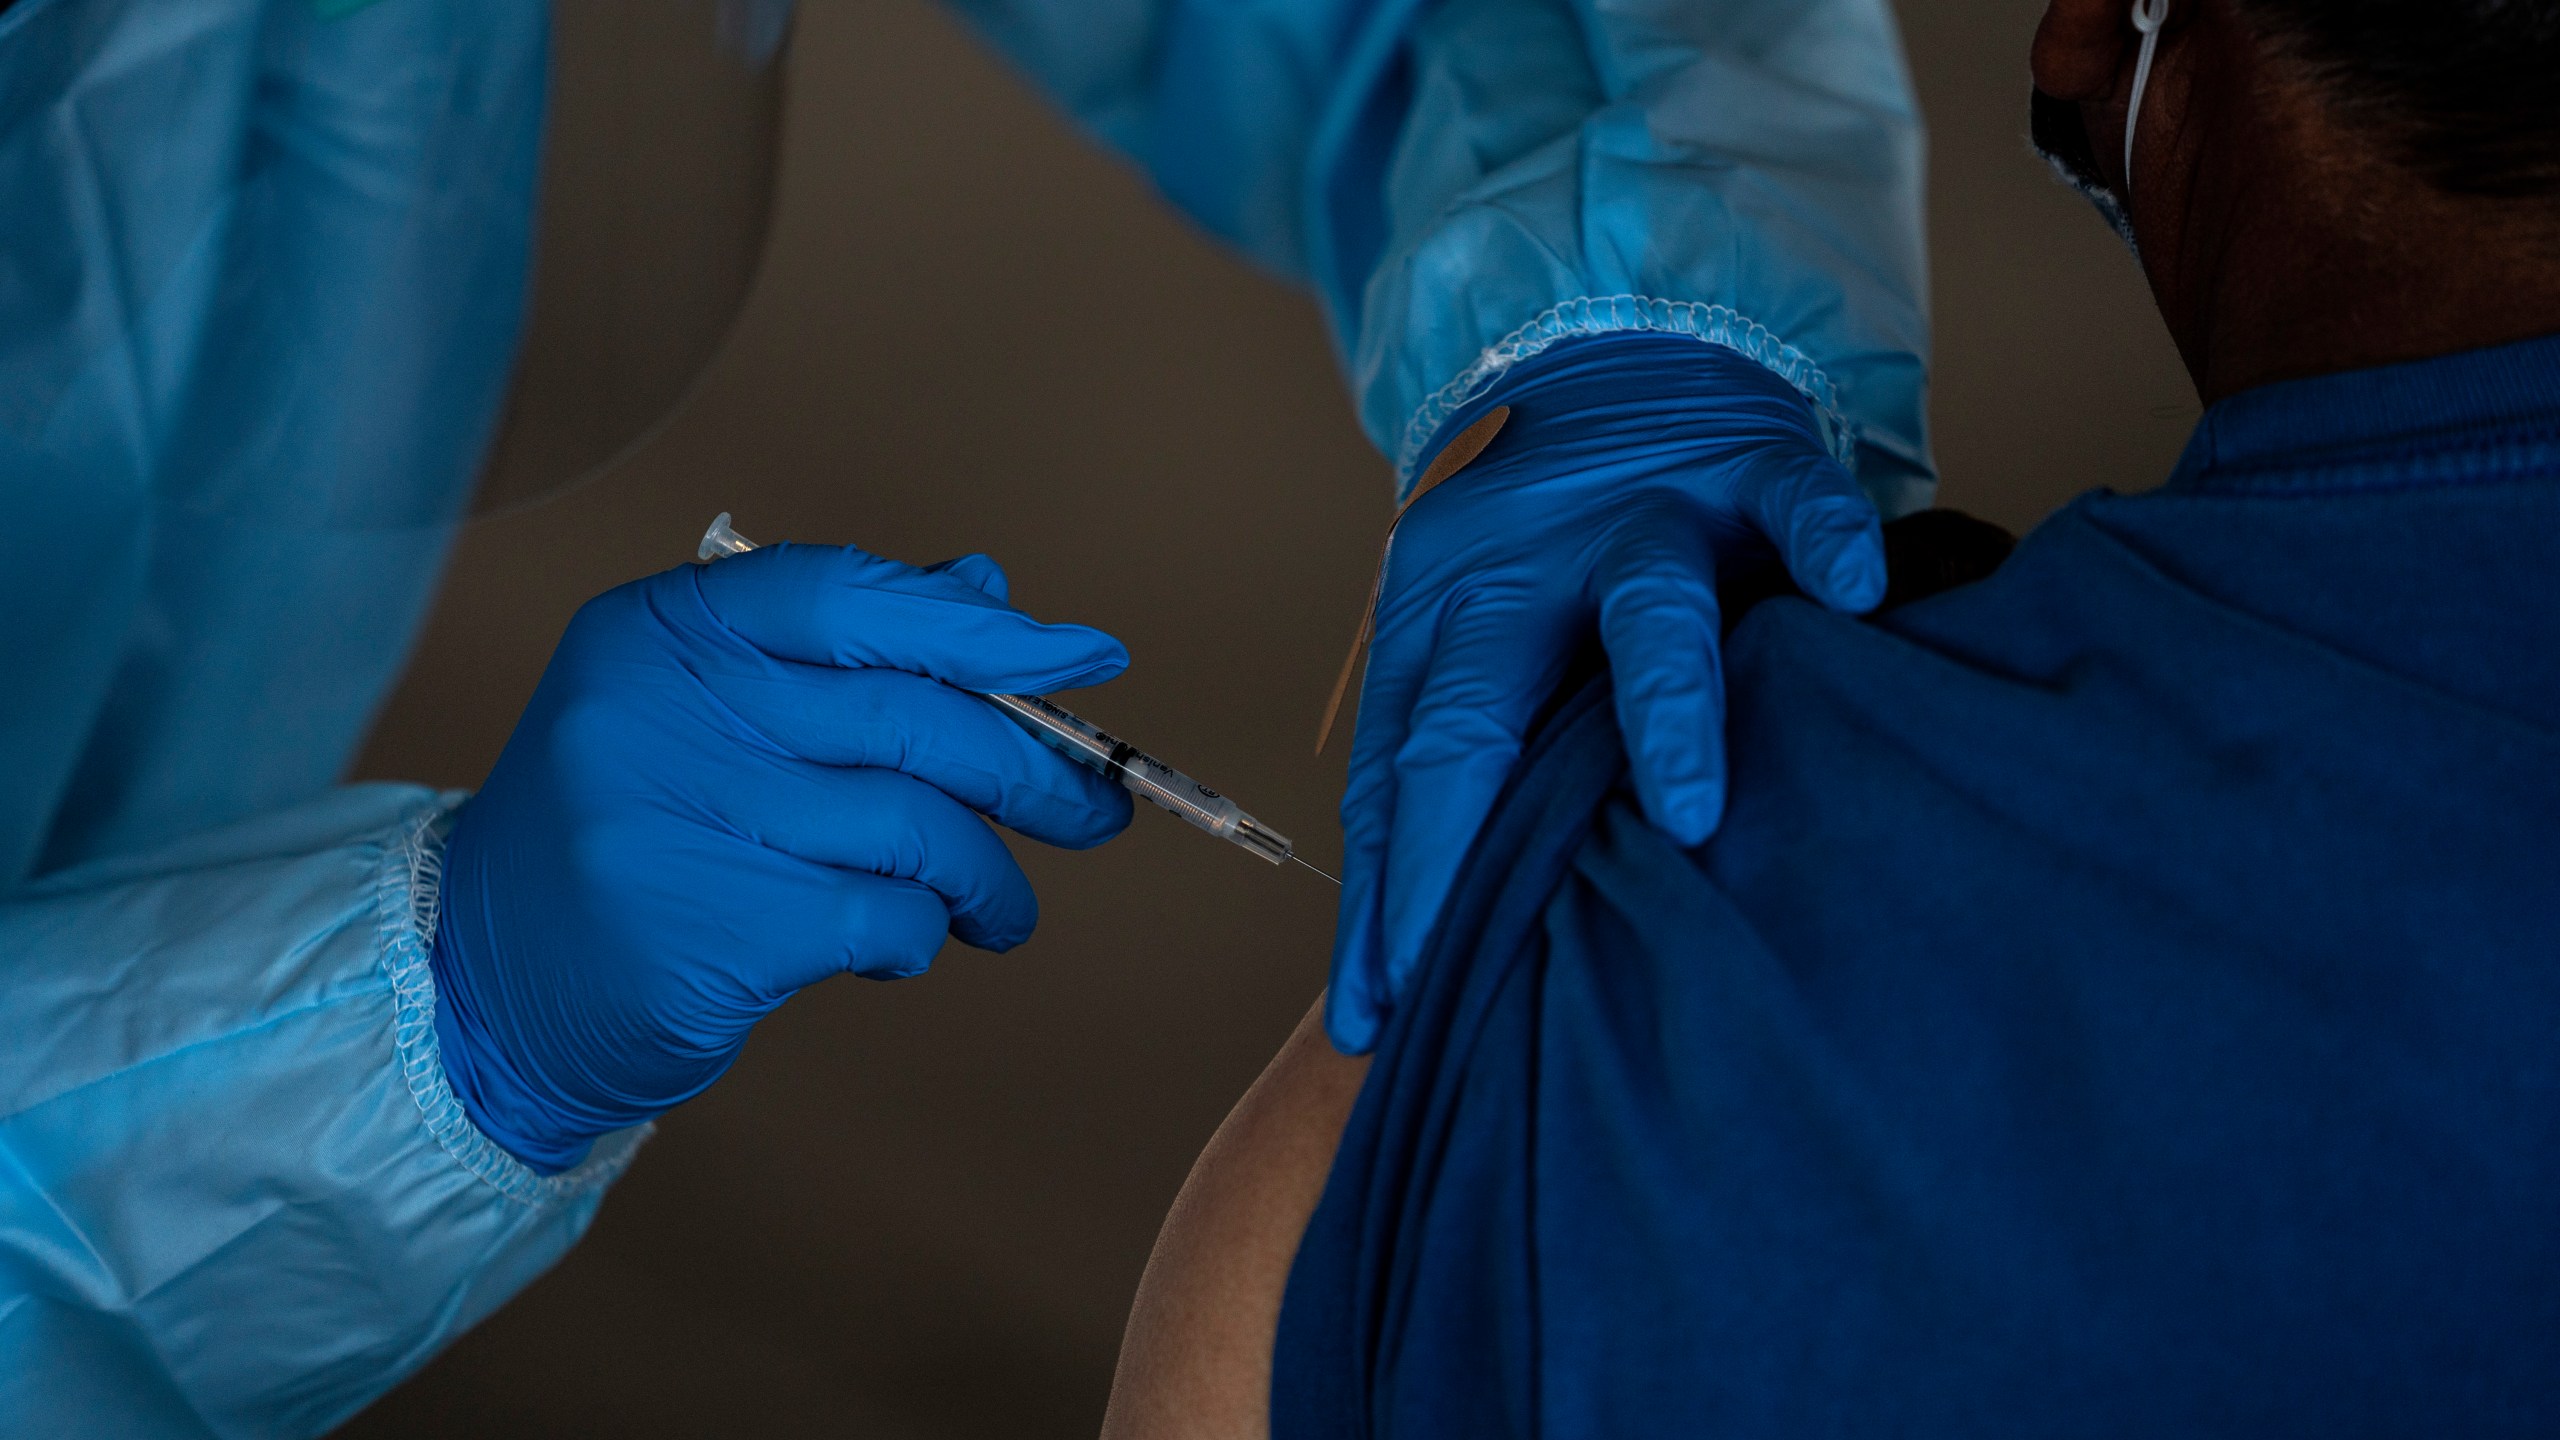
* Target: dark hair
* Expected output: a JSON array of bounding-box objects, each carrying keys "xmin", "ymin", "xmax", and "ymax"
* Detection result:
[{"xmin": 2234, "ymin": 1, "xmax": 2560, "ymax": 198}]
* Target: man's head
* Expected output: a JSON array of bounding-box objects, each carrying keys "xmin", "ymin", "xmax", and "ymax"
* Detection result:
[
  {"xmin": 2228, "ymin": 2, "xmax": 2560, "ymax": 199},
  {"xmin": 2030, "ymin": 0, "xmax": 2560, "ymax": 401}
]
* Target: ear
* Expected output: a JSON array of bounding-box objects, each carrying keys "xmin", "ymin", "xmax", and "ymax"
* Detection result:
[{"xmin": 2034, "ymin": 0, "xmax": 2130, "ymax": 101}]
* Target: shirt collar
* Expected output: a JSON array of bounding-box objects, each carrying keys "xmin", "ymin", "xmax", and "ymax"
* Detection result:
[{"xmin": 2168, "ymin": 330, "xmax": 2560, "ymax": 495}]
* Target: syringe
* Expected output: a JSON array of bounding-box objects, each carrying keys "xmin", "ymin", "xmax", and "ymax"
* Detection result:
[{"xmin": 697, "ymin": 514, "xmax": 1336, "ymax": 884}]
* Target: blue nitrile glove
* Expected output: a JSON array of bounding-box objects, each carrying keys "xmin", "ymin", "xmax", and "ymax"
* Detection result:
[
  {"xmin": 430, "ymin": 542, "xmax": 1136, "ymax": 1172},
  {"xmin": 1329, "ymin": 335, "xmax": 1890, "ymax": 1053}
]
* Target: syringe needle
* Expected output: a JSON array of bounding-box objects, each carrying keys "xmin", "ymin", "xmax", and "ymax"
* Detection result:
[
  {"xmin": 699, "ymin": 514, "xmax": 1325, "ymax": 878},
  {"xmin": 1290, "ymin": 853, "xmax": 1342, "ymax": 886}
]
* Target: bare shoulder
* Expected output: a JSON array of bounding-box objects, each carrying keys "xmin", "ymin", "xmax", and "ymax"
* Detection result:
[{"xmin": 1100, "ymin": 996, "xmax": 1370, "ymax": 1440}]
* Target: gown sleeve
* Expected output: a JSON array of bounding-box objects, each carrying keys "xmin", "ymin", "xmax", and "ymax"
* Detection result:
[
  {"xmin": 939, "ymin": 0, "xmax": 1933, "ymax": 509},
  {"xmin": 0, "ymin": 785, "xmax": 644, "ymax": 1440}
]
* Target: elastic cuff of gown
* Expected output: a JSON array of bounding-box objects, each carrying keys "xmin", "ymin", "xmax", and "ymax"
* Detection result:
[
  {"xmin": 378, "ymin": 800, "xmax": 649, "ymax": 1206},
  {"xmin": 1393, "ymin": 295, "xmax": 1858, "ymax": 498}
]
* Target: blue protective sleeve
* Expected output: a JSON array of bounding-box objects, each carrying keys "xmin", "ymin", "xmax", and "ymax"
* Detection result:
[
  {"xmin": 0, "ymin": 786, "xmax": 642, "ymax": 1439},
  {"xmin": 939, "ymin": 0, "xmax": 1933, "ymax": 509},
  {"xmin": 0, "ymin": 0, "xmax": 547, "ymax": 878},
  {"xmin": 0, "ymin": 3, "xmax": 624, "ymax": 1430}
]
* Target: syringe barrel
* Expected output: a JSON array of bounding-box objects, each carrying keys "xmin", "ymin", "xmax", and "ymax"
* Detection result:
[
  {"xmin": 987, "ymin": 693, "xmax": 1291, "ymax": 865},
  {"xmin": 692, "ymin": 517, "xmax": 1295, "ymax": 869}
]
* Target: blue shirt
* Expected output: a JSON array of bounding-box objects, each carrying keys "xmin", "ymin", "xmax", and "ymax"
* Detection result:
[{"xmin": 1276, "ymin": 333, "xmax": 2560, "ymax": 1437}]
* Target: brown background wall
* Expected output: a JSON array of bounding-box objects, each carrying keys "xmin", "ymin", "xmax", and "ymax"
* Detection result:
[{"xmin": 342, "ymin": 1, "xmax": 2192, "ymax": 1434}]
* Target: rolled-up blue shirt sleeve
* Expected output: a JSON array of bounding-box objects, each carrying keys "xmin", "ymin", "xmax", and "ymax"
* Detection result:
[
  {"xmin": 0, "ymin": 785, "xmax": 644, "ymax": 1439},
  {"xmin": 940, "ymin": 0, "xmax": 1932, "ymax": 511}
]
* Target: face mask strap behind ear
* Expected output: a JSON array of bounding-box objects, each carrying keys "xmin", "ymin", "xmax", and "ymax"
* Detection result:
[{"xmin": 2125, "ymin": 0, "xmax": 2171, "ymax": 202}]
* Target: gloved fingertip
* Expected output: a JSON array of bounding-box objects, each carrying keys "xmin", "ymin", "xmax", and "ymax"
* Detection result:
[
  {"xmin": 931, "ymin": 553, "xmax": 1012, "ymax": 603},
  {"xmin": 1048, "ymin": 625, "xmax": 1131, "ymax": 678},
  {"xmin": 1646, "ymin": 773, "xmax": 1727, "ymax": 848},
  {"xmin": 843, "ymin": 882, "xmax": 954, "ymax": 980},
  {"xmin": 1090, "ymin": 795, "xmax": 1139, "ymax": 846},
  {"xmin": 1833, "ymin": 537, "xmax": 1889, "ymax": 614},
  {"xmin": 989, "ymin": 626, "xmax": 1129, "ymax": 696},
  {"xmin": 1616, "ymin": 663, "xmax": 1724, "ymax": 847},
  {"xmin": 1055, "ymin": 654, "xmax": 1130, "ymax": 689},
  {"xmin": 950, "ymin": 898, "xmax": 1038, "ymax": 954},
  {"xmin": 1322, "ymin": 982, "xmax": 1382, "ymax": 1056},
  {"xmin": 1324, "ymin": 895, "xmax": 1388, "ymax": 1054},
  {"xmin": 1039, "ymin": 795, "xmax": 1135, "ymax": 853},
  {"xmin": 1378, "ymin": 909, "xmax": 1438, "ymax": 1013},
  {"xmin": 1797, "ymin": 510, "xmax": 1888, "ymax": 614}
]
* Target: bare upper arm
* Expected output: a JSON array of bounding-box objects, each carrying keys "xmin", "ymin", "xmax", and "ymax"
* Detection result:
[{"xmin": 1100, "ymin": 996, "xmax": 1370, "ymax": 1440}]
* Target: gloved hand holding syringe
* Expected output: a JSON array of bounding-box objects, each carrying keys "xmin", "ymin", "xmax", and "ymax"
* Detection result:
[{"xmin": 700, "ymin": 514, "xmax": 1337, "ymax": 884}]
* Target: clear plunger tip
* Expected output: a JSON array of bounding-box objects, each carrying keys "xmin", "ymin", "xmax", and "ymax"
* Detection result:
[{"xmin": 699, "ymin": 512, "xmax": 755, "ymax": 561}]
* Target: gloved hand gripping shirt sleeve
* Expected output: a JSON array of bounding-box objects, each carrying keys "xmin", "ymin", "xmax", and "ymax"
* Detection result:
[
  {"xmin": 937, "ymin": 0, "xmax": 1933, "ymax": 510},
  {"xmin": 0, "ymin": 785, "xmax": 644, "ymax": 1440}
]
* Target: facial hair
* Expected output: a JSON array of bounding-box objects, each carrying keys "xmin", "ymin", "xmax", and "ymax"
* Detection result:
[{"xmin": 2032, "ymin": 88, "xmax": 2142, "ymax": 255}]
